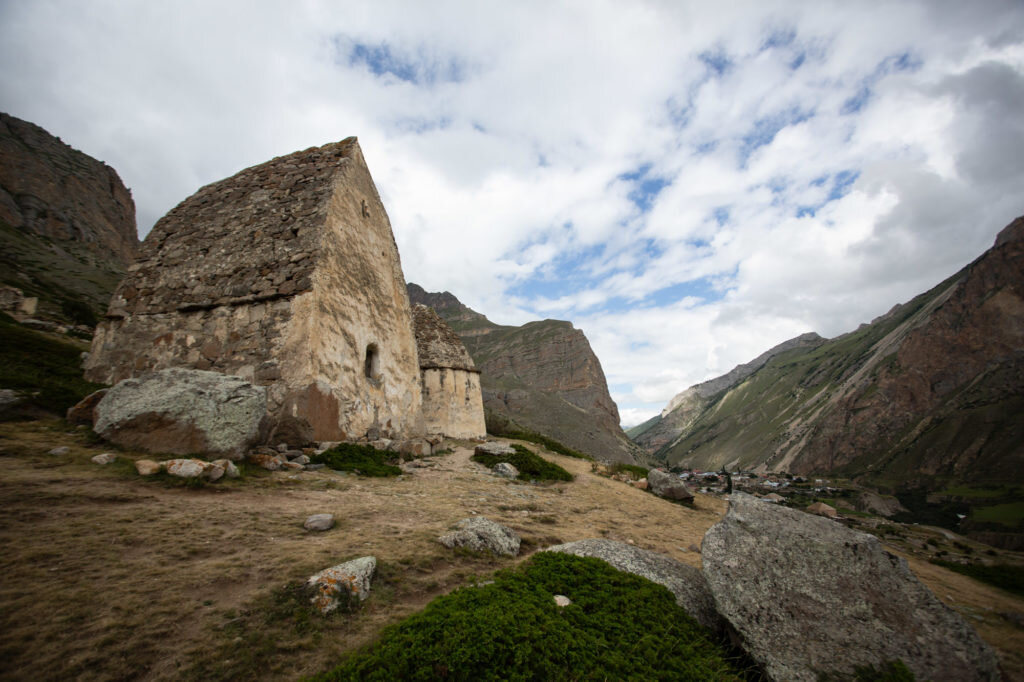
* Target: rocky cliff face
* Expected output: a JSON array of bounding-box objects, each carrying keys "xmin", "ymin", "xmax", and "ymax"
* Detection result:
[
  {"xmin": 408, "ymin": 284, "xmax": 641, "ymax": 463},
  {"xmin": 641, "ymin": 216, "xmax": 1024, "ymax": 492},
  {"xmin": 0, "ymin": 113, "xmax": 138, "ymax": 322}
]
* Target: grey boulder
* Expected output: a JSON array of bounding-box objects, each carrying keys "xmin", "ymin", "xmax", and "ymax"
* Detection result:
[
  {"xmin": 94, "ymin": 368, "xmax": 266, "ymax": 459},
  {"xmin": 438, "ymin": 517, "xmax": 520, "ymax": 556},
  {"xmin": 544, "ymin": 539, "xmax": 723, "ymax": 633},
  {"xmin": 494, "ymin": 462, "xmax": 519, "ymax": 478},
  {"xmin": 646, "ymin": 468, "xmax": 694, "ymax": 502},
  {"xmin": 306, "ymin": 556, "xmax": 376, "ymax": 614},
  {"xmin": 702, "ymin": 493, "xmax": 1000, "ymax": 682}
]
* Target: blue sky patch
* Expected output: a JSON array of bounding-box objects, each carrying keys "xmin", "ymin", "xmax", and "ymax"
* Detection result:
[
  {"xmin": 645, "ymin": 277, "xmax": 726, "ymax": 307},
  {"xmin": 699, "ymin": 48, "xmax": 733, "ymax": 77},
  {"xmin": 739, "ymin": 106, "xmax": 814, "ymax": 165},
  {"xmin": 620, "ymin": 165, "xmax": 670, "ymax": 211},
  {"xmin": 829, "ymin": 170, "xmax": 860, "ymax": 200},
  {"xmin": 344, "ymin": 40, "xmax": 465, "ymax": 85}
]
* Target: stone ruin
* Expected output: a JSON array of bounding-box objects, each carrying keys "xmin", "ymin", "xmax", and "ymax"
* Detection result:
[
  {"xmin": 85, "ymin": 137, "xmax": 483, "ymax": 443},
  {"xmin": 412, "ymin": 304, "xmax": 486, "ymax": 439}
]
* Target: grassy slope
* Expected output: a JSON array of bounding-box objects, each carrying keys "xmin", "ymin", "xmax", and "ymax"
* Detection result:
[
  {"xmin": 0, "ymin": 312, "xmax": 105, "ymax": 414},
  {"xmin": 658, "ymin": 272, "xmax": 955, "ymax": 475}
]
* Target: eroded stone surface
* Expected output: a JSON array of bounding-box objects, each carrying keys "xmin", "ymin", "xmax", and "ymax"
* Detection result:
[
  {"xmin": 438, "ymin": 516, "xmax": 520, "ymax": 556},
  {"xmin": 85, "ymin": 138, "xmax": 424, "ymax": 443},
  {"xmin": 306, "ymin": 556, "xmax": 376, "ymax": 614},
  {"xmin": 94, "ymin": 369, "xmax": 265, "ymax": 458},
  {"xmin": 702, "ymin": 493, "xmax": 1000, "ymax": 682},
  {"xmin": 304, "ymin": 513, "xmax": 335, "ymax": 532},
  {"xmin": 544, "ymin": 538, "xmax": 723, "ymax": 633}
]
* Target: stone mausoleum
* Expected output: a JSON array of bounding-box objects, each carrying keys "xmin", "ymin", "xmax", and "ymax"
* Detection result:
[{"xmin": 85, "ymin": 138, "xmax": 484, "ymax": 442}]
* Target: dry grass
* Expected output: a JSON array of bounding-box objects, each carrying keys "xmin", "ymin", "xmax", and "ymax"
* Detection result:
[
  {"xmin": 1, "ymin": 419, "xmax": 1021, "ymax": 680},
  {"xmin": 0, "ymin": 420, "xmax": 724, "ymax": 681}
]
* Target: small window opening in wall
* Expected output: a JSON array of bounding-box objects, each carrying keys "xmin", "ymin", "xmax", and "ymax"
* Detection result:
[{"xmin": 364, "ymin": 343, "xmax": 380, "ymax": 382}]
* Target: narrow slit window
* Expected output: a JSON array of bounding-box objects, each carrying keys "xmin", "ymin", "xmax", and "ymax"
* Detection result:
[{"xmin": 364, "ymin": 343, "xmax": 380, "ymax": 380}]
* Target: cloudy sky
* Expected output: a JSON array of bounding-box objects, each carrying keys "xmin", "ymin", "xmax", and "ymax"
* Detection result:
[{"xmin": 2, "ymin": 1, "xmax": 1022, "ymax": 426}]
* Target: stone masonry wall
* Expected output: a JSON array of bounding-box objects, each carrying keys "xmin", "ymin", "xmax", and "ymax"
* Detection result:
[
  {"xmin": 87, "ymin": 139, "xmax": 424, "ymax": 441},
  {"xmin": 421, "ymin": 368, "xmax": 486, "ymax": 439}
]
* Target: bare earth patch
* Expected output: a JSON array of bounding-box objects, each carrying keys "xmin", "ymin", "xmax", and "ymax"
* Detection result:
[{"xmin": 0, "ymin": 419, "xmax": 1021, "ymax": 680}]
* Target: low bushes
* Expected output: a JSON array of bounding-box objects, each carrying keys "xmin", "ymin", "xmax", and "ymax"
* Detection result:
[
  {"xmin": 310, "ymin": 551, "xmax": 747, "ymax": 681},
  {"xmin": 472, "ymin": 444, "xmax": 573, "ymax": 482},
  {"xmin": 311, "ymin": 443, "xmax": 401, "ymax": 477}
]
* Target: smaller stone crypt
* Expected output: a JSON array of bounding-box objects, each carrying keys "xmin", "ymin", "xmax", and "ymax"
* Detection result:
[{"xmin": 85, "ymin": 138, "xmax": 483, "ymax": 442}]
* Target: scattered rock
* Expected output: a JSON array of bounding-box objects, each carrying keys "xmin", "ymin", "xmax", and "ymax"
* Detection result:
[
  {"xmin": 762, "ymin": 493, "xmax": 784, "ymax": 503},
  {"xmin": 306, "ymin": 556, "xmax": 377, "ymax": 614},
  {"xmin": 135, "ymin": 459, "xmax": 162, "ymax": 476},
  {"xmin": 211, "ymin": 459, "xmax": 240, "ymax": 479},
  {"xmin": 806, "ymin": 501, "xmax": 837, "ymax": 518},
  {"xmin": 702, "ymin": 493, "xmax": 1000, "ymax": 682},
  {"xmin": 0, "ymin": 389, "xmax": 26, "ymax": 418},
  {"xmin": 291, "ymin": 454, "xmax": 311, "ymax": 465},
  {"xmin": 687, "ymin": 543, "xmax": 700, "ymax": 554},
  {"xmin": 369, "ymin": 439, "xmax": 395, "ymax": 452},
  {"xmin": 305, "ymin": 463, "xmax": 325, "ymax": 471},
  {"xmin": 304, "ymin": 514, "xmax": 335, "ymax": 532},
  {"xmin": 203, "ymin": 462, "xmax": 226, "ymax": 482},
  {"xmin": 474, "ymin": 442, "xmax": 515, "ymax": 458},
  {"xmin": 47, "ymin": 446, "xmax": 70, "ymax": 456},
  {"xmin": 399, "ymin": 439, "xmax": 431, "ymax": 457},
  {"xmin": 544, "ymin": 538, "xmax": 723, "ymax": 633},
  {"xmin": 90, "ymin": 453, "xmax": 116, "ymax": 465},
  {"xmin": 283, "ymin": 449, "xmax": 305, "ymax": 460},
  {"xmin": 164, "ymin": 458, "xmax": 208, "ymax": 479},
  {"xmin": 425, "ymin": 433, "xmax": 444, "ymax": 446},
  {"xmin": 65, "ymin": 389, "xmax": 108, "ymax": 426},
  {"xmin": 280, "ymin": 461, "xmax": 304, "ymax": 472},
  {"xmin": 494, "ymin": 462, "xmax": 519, "ymax": 478},
  {"xmin": 93, "ymin": 369, "xmax": 266, "ymax": 459},
  {"xmin": 553, "ymin": 595, "xmax": 571, "ymax": 607},
  {"xmin": 438, "ymin": 517, "xmax": 520, "ymax": 556},
  {"xmin": 632, "ymin": 478, "xmax": 648, "ymax": 490},
  {"xmin": 247, "ymin": 453, "xmax": 282, "ymax": 471},
  {"xmin": 646, "ymin": 469, "xmax": 694, "ymax": 502}
]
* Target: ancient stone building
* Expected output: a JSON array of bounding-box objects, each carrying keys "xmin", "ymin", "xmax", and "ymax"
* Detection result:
[
  {"xmin": 85, "ymin": 138, "xmax": 425, "ymax": 441},
  {"xmin": 411, "ymin": 304, "xmax": 486, "ymax": 439}
]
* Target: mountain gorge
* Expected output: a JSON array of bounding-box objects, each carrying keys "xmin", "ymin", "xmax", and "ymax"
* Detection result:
[
  {"xmin": 0, "ymin": 113, "xmax": 139, "ymax": 323},
  {"xmin": 633, "ymin": 217, "xmax": 1024, "ymax": 496},
  {"xmin": 407, "ymin": 283, "xmax": 642, "ymax": 464}
]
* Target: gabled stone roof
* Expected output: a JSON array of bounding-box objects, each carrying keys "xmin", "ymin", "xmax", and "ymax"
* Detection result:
[
  {"xmin": 412, "ymin": 304, "xmax": 477, "ymax": 371},
  {"xmin": 107, "ymin": 138, "xmax": 360, "ymax": 316}
]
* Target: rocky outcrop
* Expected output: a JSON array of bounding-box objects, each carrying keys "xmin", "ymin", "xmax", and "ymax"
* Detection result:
[
  {"xmin": 409, "ymin": 284, "xmax": 642, "ymax": 464},
  {"xmin": 544, "ymin": 539, "xmax": 722, "ymax": 633},
  {"xmin": 437, "ymin": 517, "xmax": 521, "ymax": 556},
  {"xmin": 94, "ymin": 369, "xmax": 266, "ymax": 458},
  {"xmin": 646, "ymin": 468, "xmax": 694, "ymax": 502},
  {"xmin": 702, "ymin": 493, "xmax": 1000, "ymax": 682},
  {"xmin": 643, "ymin": 216, "xmax": 1024, "ymax": 494},
  {"xmin": 0, "ymin": 113, "xmax": 138, "ymax": 322}
]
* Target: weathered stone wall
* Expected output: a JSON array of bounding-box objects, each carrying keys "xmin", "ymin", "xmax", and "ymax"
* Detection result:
[
  {"xmin": 86, "ymin": 138, "xmax": 424, "ymax": 441},
  {"xmin": 421, "ymin": 368, "xmax": 486, "ymax": 439}
]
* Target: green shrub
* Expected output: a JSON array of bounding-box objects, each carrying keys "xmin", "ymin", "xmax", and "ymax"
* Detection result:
[
  {"xmin": 472, "ymin": 444, "xmax": 573, "ymax": 482},
  {"xmin": 0, "ymin": 314, "xmax": 105, "ymax": 415},
  {"xmin": 485, "ymin": 417, "xmax": 592, "ymax": 460},
  {"xmin": 929, "ymin": 560, "xmax": 1024, "ymax": 597},
  {"xmin": 311, "ymin": 443, "xmax": 401, "ymax": 477},
  {"xmin": 310, "ymin": 552, "xmax": 746, "ymax": 681}
]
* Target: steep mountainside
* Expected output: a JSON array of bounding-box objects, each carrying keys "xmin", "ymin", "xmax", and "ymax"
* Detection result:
[
  {"xmin": 408, "ymin": 284, "xmax": 642, "ymax": 464},
  {"xmin": 641, "ymin": 216, "xmax": 1023, "ymax": 492},
  {"xmin": 0, "ymin": 113, "xmax": 138, "ymax": 323},
  {"xmin": 631, "ymin": 332, "xmax": 825, "ymax": 454}
]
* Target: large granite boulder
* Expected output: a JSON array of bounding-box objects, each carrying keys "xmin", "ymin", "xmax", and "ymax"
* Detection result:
[
  {"xmin": 94, "ymin": 369, "xmax": 266, "ymax": 459},
  {"xmin": 544, "ymin": 539, "xmax": 723, "ymax": 633},
  {"xmin": 702, "ymin": 493, "xmax": 1000, "ymax": 682},
  {"xmin": 438, "ymin": 517, "xmax": 520, "ymax": 556},
  {"xmin": 646, "ymin": 468, "xmax": 694, "ymax": 502}
]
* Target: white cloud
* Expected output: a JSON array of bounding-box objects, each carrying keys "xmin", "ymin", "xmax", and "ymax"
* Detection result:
[{"xmin": 1, "ymin": 0, "xmax": 1021, "ymax": 426}]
